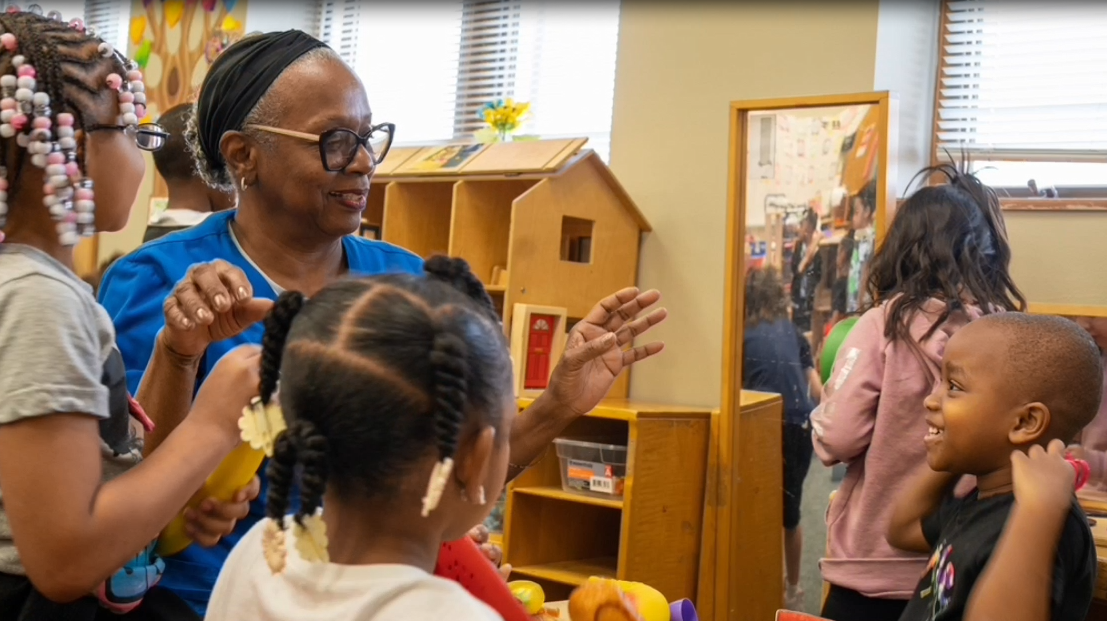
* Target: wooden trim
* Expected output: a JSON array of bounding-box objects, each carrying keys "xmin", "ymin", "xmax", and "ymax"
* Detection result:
[
  {"xmin": 928, "ymin": 0, "xmax": 951, "ymax": 172},
  {"xmin": 715, "ymin": 91, "xmax": 897, "ymax": 621},
  {"xmin": 709, "ymin": 99, "xmax": 750, "ymax": 621},
  {"xmin": 877, "ymin": 94, "xmax": 900, "ymax": 235},
  {"xmin": 1028, "ymin": 304, "xmax": 1107, "ymax": 319},
  {"xmin": 728, "ymin": 91, "xmax": 891, "ymax": 114},
  {"xmin": 1000, "ymin": 198, "xmax": 1107, "ymax": 212}
]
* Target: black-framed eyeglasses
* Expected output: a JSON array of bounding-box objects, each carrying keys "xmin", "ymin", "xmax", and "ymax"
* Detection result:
[
  {"xmin": 87, "ymin": 122, "xmax": 169, "ymax": 152},
  {"xmin": 248, "ymin": 123, "xmax": 395, "ymax": 172}
]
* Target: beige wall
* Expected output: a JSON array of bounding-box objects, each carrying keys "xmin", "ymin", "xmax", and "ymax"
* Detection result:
[
  {"xmin": 610, "ymin": 1, "xmax": 882, "ymax": 407},
  {"xmin": 874, "ymin": 0, "xmax": 940, "ymax": 195},
  {"xmin": 1007, "ymin": 212, "xmax": 1107, "ymax": 307}
]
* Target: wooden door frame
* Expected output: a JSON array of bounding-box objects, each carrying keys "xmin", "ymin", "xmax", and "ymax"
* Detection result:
[{"xmin": 707, "ymin": 91, "xmax": 897, "ymax": 621}]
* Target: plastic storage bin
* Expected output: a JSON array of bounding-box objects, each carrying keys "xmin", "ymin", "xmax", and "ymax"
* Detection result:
[{"xmin": 553, "ymin": 438, "xmax": 628, "ymax": 497}]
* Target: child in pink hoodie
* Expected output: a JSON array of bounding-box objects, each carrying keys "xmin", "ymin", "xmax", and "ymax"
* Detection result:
[{"xmin": 811, "ymin": 166, "xmax": 1026, "ymax": 621}]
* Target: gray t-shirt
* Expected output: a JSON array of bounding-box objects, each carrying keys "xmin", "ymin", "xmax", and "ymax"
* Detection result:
[{"xmin": 0, "ymin": 244, "xmax": 143, "ymax": 575}]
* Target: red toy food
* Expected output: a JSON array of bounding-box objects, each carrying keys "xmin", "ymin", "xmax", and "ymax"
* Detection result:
[{"xmin": 435, "ymin": 537, "xmax": 531, "ymax": 621}]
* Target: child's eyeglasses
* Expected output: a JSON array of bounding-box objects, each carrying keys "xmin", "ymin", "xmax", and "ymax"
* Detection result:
[
  {"xmin": 87, "ymin": 122, "xmax": 170, "ymax": 152},
  {"xmin": 247, "ymin": 123, "xmax": 395, "ymax": 172}
]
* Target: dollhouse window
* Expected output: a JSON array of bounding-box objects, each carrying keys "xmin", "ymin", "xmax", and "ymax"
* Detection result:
[{"xmin": 561, "ymin": 216, "xmax": 594, "ymax": 264}]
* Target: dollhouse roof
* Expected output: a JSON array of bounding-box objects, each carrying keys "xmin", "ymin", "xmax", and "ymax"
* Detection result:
[
  {"xmin": 375, "ymin": 140, "xmax": 652, "ymax": 232},
  {"xmin": 572, "ymin": 151, "xmax": 652, "ymax": 233}
]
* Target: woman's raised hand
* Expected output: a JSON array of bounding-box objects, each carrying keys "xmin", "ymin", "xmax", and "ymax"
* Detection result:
[
  {"xmin": 544, "ymin": 287, "xmax": 666, "ymax": 417},
  {"xmin": 161, "ymin": 260, "xmax": 274, "ymax": 359}
]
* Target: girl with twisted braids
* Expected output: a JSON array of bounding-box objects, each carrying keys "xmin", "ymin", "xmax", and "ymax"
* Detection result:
[
  {"xmin": 0, "ymin": 8, "xmax": 258, "ymax": 619},
  {"xmin": 206, "ymin": 256, "xmax": 515, "ymax": 620}
]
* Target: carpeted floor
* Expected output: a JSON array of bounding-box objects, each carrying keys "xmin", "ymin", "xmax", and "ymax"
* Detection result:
[{"xmin": 795, "ymin": 460, "xmax": 842, "ymax": 614}]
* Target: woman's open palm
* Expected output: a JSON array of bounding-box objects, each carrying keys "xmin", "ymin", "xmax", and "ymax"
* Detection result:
[
  {"xmin": 161, "ymin": 260, "xmax": 273, "ymax": 359},
  {"xmin": 545, "ymin": 287, "xmax": 667, "ymax": 416}
]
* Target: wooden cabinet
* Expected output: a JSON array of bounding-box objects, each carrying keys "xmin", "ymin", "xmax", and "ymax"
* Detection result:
[{"xmin": 502, "ymin": 399, "xmax": 713, "ymax": 603}]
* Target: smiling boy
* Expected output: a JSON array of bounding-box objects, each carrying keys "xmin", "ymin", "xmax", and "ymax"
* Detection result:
[{"xmin": 886, "ymin": 313, "xmax": 1100, "ymax": 621}]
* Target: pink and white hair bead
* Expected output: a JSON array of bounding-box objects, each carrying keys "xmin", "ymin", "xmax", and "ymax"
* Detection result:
[{"xmin": 0, "ymin": 6, "xmax": 146, "ymax": 246}]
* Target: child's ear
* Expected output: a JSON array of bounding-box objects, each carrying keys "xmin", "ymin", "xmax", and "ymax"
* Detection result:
[
  {"xmin": 220, "ymin": 130, "xmax": 257, "ymax": 188},
  {"xmin": 456, "ymin": 426, "xmax": 496, "ymax": 504},
  {"xmin": 1009, "ymin": 401, "xmax": 1050, "ymax": 445}
]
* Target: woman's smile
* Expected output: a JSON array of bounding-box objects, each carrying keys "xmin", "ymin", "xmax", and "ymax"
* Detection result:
[{"xmin": 329, "ymin": 188, "xmax": 368, "ymax": 211}]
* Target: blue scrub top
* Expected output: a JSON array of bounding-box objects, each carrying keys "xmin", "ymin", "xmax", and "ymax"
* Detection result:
[{"xmin": 98, "ymin": 209, "xmax": 423, "ymax": 615}]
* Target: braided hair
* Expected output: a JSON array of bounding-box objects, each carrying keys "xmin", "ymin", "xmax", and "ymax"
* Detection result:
[
  {"xmin": 262, "ymin": 256, "xmax": 510, "ymax": 528},
  {"xmin": 0, "ymin": 12, "xmax": 124, "ymax": 199},
  {"xmin": 866, "ymin": 161, "xmax": 1026, "ymax": 354}
]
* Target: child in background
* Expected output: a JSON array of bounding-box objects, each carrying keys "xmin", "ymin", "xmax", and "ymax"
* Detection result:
[
  {"xmin": 207, "ymin": 257, "xmax": 514, "ymax": 621},
  {"xmin": 743, "ymin": 266, "xmax": 821, "ymax": 610},
  {"xmin": 0, "ymin": 9, "xmax": 257, "ymax": 618},
  {"xmin": 1065, "ymin": 317, "xmax": 1107, "ymax": 487},
  {"xmin": 846, "ymin": 180, "xmax": 877, "ymax": 313},
  {"xmin": 887, "ymin": 313, "xmax": 1098, "ymax": 621},
  {"xmin": 811, "ymin": 165, "xmax": 1025, "ymax": 621},
  {"xmin": 791, "ymin": 208, "xmax": 823, "ymax": 333}
]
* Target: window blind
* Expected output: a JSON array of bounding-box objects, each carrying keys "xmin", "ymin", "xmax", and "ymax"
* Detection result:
[
  {"xmin": 453, "ymin": 0, "xmax": 522, "ymax": 138},
  {"xmin": 508, "ymin": 0, "xmax": 620, "ymax": 161},
  {"xmin": 320, "ymin": 1, "xmax": 620, "ymax": 159},
  {"xmin": 936, "ymin": 0, "xmax": 1107, "ymax": 162},
  {"xmin": 319, "ymin": 0, "xmax": 360, "ymax": 68},
  {"xmin": 324, "ymin": 2, "xmax": 462, "ymax": 145}
]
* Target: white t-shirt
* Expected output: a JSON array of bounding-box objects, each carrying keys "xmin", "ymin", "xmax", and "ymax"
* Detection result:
[{"xmin": 206, "ymin": 519, "xmax": 503, "ymax": 621}]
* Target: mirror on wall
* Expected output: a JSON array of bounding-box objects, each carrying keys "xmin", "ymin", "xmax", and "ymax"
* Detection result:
[
  {"xmin": 744, "ymin": 103, "xmax": 882, "ymax": 356},
  {"xmin": 714, "ymin": 93, "xmax": 894, "ymax": 619}
]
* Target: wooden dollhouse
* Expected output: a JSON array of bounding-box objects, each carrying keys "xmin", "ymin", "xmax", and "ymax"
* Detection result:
[{"xmin": 368, "ymin": 139, "xmax": 652, "ymax": 397}]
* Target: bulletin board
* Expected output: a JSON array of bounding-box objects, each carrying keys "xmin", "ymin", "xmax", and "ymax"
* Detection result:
[{"xmin": 127, "ymin": 0, "xmax": 248, "ymax": 197}]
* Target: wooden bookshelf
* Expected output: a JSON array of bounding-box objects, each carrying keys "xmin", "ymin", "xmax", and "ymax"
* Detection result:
[{"xmin": 502, "ymin": 398, "xmax": 713, "ymax": 604}]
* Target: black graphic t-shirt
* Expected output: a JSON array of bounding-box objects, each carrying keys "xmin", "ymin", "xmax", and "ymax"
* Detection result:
[{"xmin": 899, "ymin": 490, "xmax": 1096, "ymax": 621}]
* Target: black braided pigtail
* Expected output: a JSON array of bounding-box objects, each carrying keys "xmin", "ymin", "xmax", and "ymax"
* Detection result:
[
  {"xmin": 420, "ymin": 327, "xmax": 470, "ymax": 516},
  {"xmin": 291, "ymin": 420, "xmax": 329, "ymax": 529},
  {"xmin": 424, "ymin": 255, "xmax": 499, "ymax": 325},
  {"xmin": 265, "ymin": 430, "xmax": 298, "ymax": 524},
  {"xmin": 260, "ymin": 291, "xmax": 305, "ymax": 522},
  {"xmin": 259, "ymin": 291, "xmax": 305, "ymax": 405},
  {"xmin": 259, "ymin": 291, "xmax": 308, "ymax": 572}
]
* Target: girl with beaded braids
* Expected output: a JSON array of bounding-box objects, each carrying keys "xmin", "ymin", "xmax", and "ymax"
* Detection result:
[
  {"xmin": 206, "ymin": 256, "xmax": 514, "ymax": 621},
  {"xmin": 0, "ymin": 8, "xmax": 260, "ymax": 619}
]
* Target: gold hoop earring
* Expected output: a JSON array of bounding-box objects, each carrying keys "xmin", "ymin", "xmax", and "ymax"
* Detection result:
[{"xmin": 241, "ymin": 177, "xmax": 248, "ymax": 191}]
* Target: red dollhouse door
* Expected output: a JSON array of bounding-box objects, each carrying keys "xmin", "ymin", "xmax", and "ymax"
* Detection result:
[{"xmin": 524, "ymin": 315, "xmax": 555, "ymax": 390}]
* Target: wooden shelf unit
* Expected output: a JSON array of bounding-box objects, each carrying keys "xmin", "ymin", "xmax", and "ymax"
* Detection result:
[
  {"xmin": 502, "ymin": 399, "xmax": 713, "ymax": 604},
  {"xmin": 367, "ymin": 143, "xmax": 650, "ymax": 398}
]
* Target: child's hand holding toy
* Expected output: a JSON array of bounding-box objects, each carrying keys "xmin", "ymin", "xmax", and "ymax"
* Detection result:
[
  {"xmin": 1012, "ymin": 439, "xmax": 1083, "ymax": 516},
  {"xmin": 468, "ymin": 524, "xmax": 511, "ymax": 580},
  {"xmin": 183, "ymin": 475, "xmax": 260, "ymax": 547}
]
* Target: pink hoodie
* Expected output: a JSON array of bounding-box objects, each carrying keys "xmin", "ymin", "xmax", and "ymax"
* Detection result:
[
  {"xmin": 1075, "ymin": 358, "xmax": 1107, "ymax": 487},
  {"xmin": 811, "ymin": 298, "xmax": 981, "ymax": 599}
]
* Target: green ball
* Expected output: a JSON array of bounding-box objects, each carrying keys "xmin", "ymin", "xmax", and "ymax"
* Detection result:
[{"xmin": 820, "ymin": 317, "xmax": 859, "ymax": 385}]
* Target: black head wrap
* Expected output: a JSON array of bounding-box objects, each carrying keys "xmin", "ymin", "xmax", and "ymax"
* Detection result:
[{"xmin": 196, "ymin": 30, "xmax": 328, "ymax": 172}]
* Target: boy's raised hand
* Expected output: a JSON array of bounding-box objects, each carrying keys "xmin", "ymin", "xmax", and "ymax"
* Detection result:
[{"xmin": 1011, "ymin": 439, "xmax": 1075, "ymax": 518}]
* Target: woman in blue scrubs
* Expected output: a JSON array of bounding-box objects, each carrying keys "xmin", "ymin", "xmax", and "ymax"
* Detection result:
[{"xmin": 99, "ymin": 30, "xmax": 666, "ymax": 618}]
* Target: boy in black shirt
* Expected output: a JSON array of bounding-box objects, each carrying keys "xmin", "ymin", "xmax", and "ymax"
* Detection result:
[{"xmin": 887, "ymin": 313, "xmax": 1100, "ymax": 621}]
